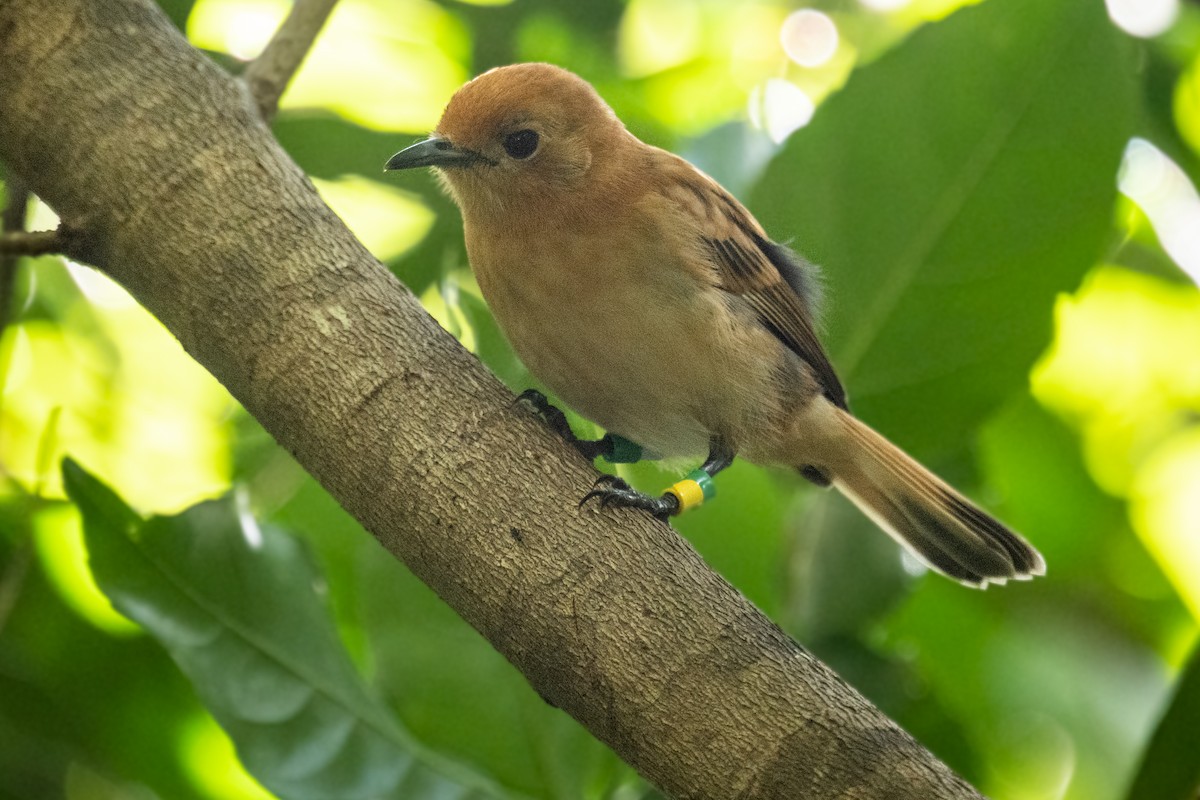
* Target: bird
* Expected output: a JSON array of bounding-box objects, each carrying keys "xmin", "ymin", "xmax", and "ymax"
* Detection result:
[{"xmin": 385, "ymin": 62, "xmax": 1045, "ymax": 588}]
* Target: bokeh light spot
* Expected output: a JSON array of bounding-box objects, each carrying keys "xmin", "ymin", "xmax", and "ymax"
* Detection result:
[
  {"xmin": 1118, "ymin": 138, "xmax": 1200, "ymax": 284},
  {"xmin": 858, "ymin": 0, "xmax": 912, "ymax": 11},
  {"xmin": 749, "ymin": 79, "xmax": 815, "ymax": 144},
  {"xmin": 187, "ymin": 0, "xmax": 288, "ymax": 61},
  {"xmin": 987, "ymin": 712, "xmax": 1076, "ymax": 800},
  {"xmin": 1105, "ymin": 0, "xmax": 1179, "ymax": 38},
  {"xmin": 1131, "ymin": 430, "xmax": 1200, "ymax": 620},
  {"xmin": 67, "ymin": 261, "xmax": 139, "ymax": 311},
  {"xmin": 780, "ymin": 10, "xmax": 839, "ymax": 69}
]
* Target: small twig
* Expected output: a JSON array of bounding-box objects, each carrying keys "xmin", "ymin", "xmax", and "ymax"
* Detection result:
[
  {"xmin": 242, "ymin": 0, "xmax": 340, "ymax": 122},
  {"xmin": 0, "ymin": 228, "xmax": 60, "ymax": 257},
  {"xmin": 1, "ymin": 176, "xmax": 30, "ymax": 333},
  {"xmin": 1, "ymin": 177, "xmax": 28, "ymax": 233}
]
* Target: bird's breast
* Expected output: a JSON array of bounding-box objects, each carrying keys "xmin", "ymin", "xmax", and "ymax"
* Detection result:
[{"xmin": 465, "ymin": 219, "xmax": 781, "ymax": 459}]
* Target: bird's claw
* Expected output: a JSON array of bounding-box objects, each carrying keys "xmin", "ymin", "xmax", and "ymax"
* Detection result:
[
  {"xmin": 578, "ymin": 475, "xmax": 628, "ymax": 508},
  {"xmin": 516, "ymin": 389, "xmax": 573, "ymax": 439},
  {"xmin": 578, "ymin": 475, "xmax": 679, "ymax": 521}
]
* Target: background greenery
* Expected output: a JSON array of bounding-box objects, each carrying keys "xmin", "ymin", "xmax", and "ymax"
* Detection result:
[{"xmin": 2, "ymin": 0, "xmax": 1199, "ymax": 798}]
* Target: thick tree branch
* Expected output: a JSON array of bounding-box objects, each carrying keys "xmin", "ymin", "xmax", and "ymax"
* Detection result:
[
  {"xmin": 0, "ymin": 1, "xmax": 984, "ymax": 797},
  {"xmin": 242, "ymin": 0, "xmax": 339, "ymax": 122}
]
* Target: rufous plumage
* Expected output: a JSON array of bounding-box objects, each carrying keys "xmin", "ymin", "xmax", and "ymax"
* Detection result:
[{"xmin": 387, "ymin": 63, "xmax": 1044, "ymax": 587}]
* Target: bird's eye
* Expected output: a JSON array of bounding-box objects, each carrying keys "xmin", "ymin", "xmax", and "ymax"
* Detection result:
[{"xmin": 502, "ymin": 129, "xmax": 539, "ymax": 160}]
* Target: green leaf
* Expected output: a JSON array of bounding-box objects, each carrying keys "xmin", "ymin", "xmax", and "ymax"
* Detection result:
[
  {"xmin": 1125, "ymin": 639, "xmax": 1200, "ymax": 800},
  {"xmin": 750, "ymin": 0, "xmax": 1136, "ymax": 462},
  {"xmin": 63, "ymin": 459, "xmax": 505, "ymax": 800}
]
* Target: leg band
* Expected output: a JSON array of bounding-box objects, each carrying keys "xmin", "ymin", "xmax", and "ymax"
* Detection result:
[{"xmin": 665, "ymin": 469, "xmax": 717, "ymax": 514}]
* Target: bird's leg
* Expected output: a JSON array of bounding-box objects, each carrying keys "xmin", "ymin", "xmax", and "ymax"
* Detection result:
[
  {"xmin": 699, "ymin": 439, "xmax": 735, "ymax": 477},
  {"xmin": 516, "ymin": 389, "xmax": 620, "ymax": 461},
  {"xmin": 581, "ymin": 437, "xmax": 735, "ymax": 521}
]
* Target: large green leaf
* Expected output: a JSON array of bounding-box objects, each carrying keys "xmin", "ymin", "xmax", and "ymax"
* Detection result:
[
  {"xmin": 63, "ymin": 459, "xmax": 506, "ymax": 800},
  {"xmin": 1125, "ymin": 638, "xmax": 1200, "ymax": 800},
  {"xmin": 750, "ymin": 0, "xmax": 1135, "ymax": 462}
]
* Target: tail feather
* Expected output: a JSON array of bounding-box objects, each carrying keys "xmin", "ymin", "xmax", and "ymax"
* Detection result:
[{"xmin": 825, "ymin": 409, "xmax": 1045, "ymax": 588}]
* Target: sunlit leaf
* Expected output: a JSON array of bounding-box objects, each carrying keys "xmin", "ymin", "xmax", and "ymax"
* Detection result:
[
  {"xmin": 1125, "ymin": 637, "xmax": 1200, "ymax": 800},
  {"xmin": 64, "ymin": 459, "xmax": 504, "ymax": 800},
  {"xmin": 751, "ymin": 0, "xmax": 1136, "ymax": 462},
  {"xmin": 310, "ymin": 175, "xmax": 434, "ymax": 263}
]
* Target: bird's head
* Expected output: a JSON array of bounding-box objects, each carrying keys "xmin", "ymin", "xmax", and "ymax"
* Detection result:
[{"xmin": 385, "ymin": 63, "xmax": 629, "ymax": 220}]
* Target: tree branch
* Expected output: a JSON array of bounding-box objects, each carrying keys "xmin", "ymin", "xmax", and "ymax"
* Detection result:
[
  {"xmin": 0, "ymin": 1, "xmax": 984, "ymax": 797},
  {"xmin": 0, "ymin": 177, "xmax": 30, "ymax": 332},
  {"xmin": 0, "ymin": 229, "xmax": 62, "ymax": 256},
  {"xmin": 242, "ymin": 0, "xmax": 339, "ymax": 122}
]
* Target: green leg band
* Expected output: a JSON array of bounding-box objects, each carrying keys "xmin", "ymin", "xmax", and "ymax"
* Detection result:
[
  {"xmin": 602, "ymin": 434, "xmax": 644, "ymax": 464},
  {"xmin": 685, "ymin": 468, "xmax": 717, "ymax": 501}
]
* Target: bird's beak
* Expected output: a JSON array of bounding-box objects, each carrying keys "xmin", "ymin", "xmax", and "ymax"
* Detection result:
[{"xmin": 384, "ymin": 137, "xmax": 485, "ymax": 171}]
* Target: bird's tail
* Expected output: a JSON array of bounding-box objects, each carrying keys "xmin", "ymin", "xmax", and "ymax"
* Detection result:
[{"xmin": 817, "ymin": 407, "xmax": 1045, "ymax": 588}]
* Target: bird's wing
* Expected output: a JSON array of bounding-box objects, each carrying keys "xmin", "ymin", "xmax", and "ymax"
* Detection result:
[{"xmin": 663, "ymin": 168, "xmax": 848, "ymax": 409}]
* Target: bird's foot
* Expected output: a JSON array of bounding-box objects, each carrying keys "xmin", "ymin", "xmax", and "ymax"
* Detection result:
[
  {"xmin": 579, "ymin": 475, "xmax": 680, "ymax": 521},
  {"xmin": 516, "ymin": 389, "xmax": 609, "ymax": 460}
]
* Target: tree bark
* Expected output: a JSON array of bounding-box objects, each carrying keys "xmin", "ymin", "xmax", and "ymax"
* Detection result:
[{"xmin": 0, "ymin": 1, "xmax": 985, "ymax": 797}]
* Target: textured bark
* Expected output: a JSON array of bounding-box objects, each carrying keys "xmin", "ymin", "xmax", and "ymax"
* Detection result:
[{"xmin": 0, "ymin": 1, "xmax": 985, "ymax": 798}]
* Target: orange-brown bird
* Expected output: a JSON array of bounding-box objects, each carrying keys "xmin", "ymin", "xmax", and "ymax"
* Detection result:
[{"xmin": 386, "ymin": 63, "xmax": 1045, "ymax": 587}]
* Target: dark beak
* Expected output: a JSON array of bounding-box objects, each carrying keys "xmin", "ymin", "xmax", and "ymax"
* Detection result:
[{"xmin": 384, "ymin": 137, "xmax": 487, "ymax": 171}]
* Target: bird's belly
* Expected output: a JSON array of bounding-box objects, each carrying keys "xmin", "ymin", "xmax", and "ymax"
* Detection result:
[{"xmin": 477, "ymin": 252, "xmax": 776, "ymax": 459}]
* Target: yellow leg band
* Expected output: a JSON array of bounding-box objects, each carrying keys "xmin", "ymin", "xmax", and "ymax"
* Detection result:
[{"xmin": 666, "ymin": 479, "xmax": 705, "ymax": 514}]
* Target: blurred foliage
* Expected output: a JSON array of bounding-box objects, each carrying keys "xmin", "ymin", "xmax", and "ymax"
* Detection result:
[
  {"xmin": 2, "ymin": 0, "xmax": 1200, "ymax": 799},
  {"xmin": 1126, "ymin": 637, "xmax": 1200, "ymax": 800}
]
